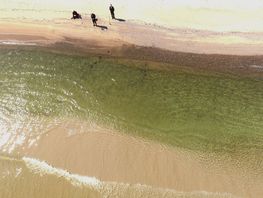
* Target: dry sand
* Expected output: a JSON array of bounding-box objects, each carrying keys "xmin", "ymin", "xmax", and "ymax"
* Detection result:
[{"xmin": 1, "ymin": 17, "xmax": 263, "ymax": 56}]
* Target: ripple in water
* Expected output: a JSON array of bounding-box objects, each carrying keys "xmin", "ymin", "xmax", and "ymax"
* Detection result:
[{"xmin": 0, "ymin": 47, "xmax": 262, "ymax": 177}]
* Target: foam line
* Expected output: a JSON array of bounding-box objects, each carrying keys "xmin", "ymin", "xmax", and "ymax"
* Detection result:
[{"xmin": 23, "ymin": 157, "xmax": 101, "ymax": 188}]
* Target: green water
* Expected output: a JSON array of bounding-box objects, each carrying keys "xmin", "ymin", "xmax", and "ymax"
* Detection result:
[{"xmin": 0, "ymin": 48, "xmax": 262, "ymax": 159}]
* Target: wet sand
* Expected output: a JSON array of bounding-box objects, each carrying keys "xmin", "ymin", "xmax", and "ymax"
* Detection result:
[
  {"xmin": 1, "ymin": 19, "xmax": 263, "ymax": 78},
  {"xmin": 16, "ymin": 120, "xmax": 261, "ymax": 198}
]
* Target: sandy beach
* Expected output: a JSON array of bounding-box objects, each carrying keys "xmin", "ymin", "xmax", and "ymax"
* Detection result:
[
  {"xmin": 2, "ymin": 17, "xmax": 263, "ymax": 56},
  {"xmin": 1, "ymin": 17, "xmax": 263, "ymax": 79},
  {"xmin": 0, "ymin": 12, "xmax": 263, "ymax": 198}
]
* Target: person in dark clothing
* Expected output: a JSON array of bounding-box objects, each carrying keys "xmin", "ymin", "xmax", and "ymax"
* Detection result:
[
  {"xmin": 109, "ymin": 4, "xmax": 115, "ymax": 19},
  {"xmin": 91, "ymin": 13, "xmax": 97, "ymax": 26},
  {"xmin": 72, "ymin": 10, "xmax": 82, "ymax": 19}
]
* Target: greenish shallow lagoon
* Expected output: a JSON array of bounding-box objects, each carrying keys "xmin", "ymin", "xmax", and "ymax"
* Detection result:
[{"xmin": 0, "ymin": 48, "xmax": 262, "ymax": 163}]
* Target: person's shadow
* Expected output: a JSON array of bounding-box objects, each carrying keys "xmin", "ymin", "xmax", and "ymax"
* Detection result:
[
  {"xmin": 96, "ymin": 25, "xmax": 108, "ymax": 30},
  {"xmin": 114, "ymin": 18, "xmax": 126, "ymax": 22}
]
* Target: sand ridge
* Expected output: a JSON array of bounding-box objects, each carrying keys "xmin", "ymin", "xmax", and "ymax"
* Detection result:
[
  {"xmin": 1, "ymin": 18, "xmax": 263, "ymax": 78},
  {"xmin": 1, "ymin": 17, "xmax": 263, "ymax": 55}
]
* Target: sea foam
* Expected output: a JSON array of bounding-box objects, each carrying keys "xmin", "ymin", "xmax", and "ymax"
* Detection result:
[
  {"xmin": 0, "ymin": 40, "xmax": 37, "ymax": 46},
  {"xmin": 22, "ymin": 157, "xmax": 239, "ymax": 198},
  {"xmin": 23, "ymin": 157, "xmax": 101, "ymax": 188}
]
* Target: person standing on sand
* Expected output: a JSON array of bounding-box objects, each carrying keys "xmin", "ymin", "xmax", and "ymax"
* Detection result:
[
  {"xmin": 109, "ymin": 4, "xmax": 115, "ymax": 19},
  {"xmin": 91, "ymin": 13, "xmax": 97, "ymax": 26}
]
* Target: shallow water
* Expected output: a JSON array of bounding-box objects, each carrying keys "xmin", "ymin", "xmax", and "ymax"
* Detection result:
[
  {"xmin": 1, "ymin": 49, "xmax": 262, "ymax": 152},
  {"xmin": 0, "ymin": 156, "xmax": 239, "ymax": 198},
  {"xmin": 0, "ymin": 47, "xmax": 262, "ymax": 197}
]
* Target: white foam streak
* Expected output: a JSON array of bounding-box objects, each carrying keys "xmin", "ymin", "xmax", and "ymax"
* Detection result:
[
  {"xmin": 0, "ymin": 133, "xmax": 11, "ymax": 148},
  {"xmin": 250, "ymin": 65, "xmax": 263, "ymax": 69},
  {"xmin": 0, "ymin": 40, "xmax": 37, "ymax": 46},
  {"xmin": 23, "ymin": 157, "xmax": 101, "ymax": 188},
  {"xmin": 21, "ymin": 157, "xmax": 239, "ymax": 198}
]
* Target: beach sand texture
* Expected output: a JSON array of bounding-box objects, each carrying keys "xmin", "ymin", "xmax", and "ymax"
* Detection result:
[
  {"xmin": 2, "ymin": 16, "xmax": 263, "ymax": 55},
  {"xmin": 0, "ymin": 6, "xmax": 263, "ymax": 198}
]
